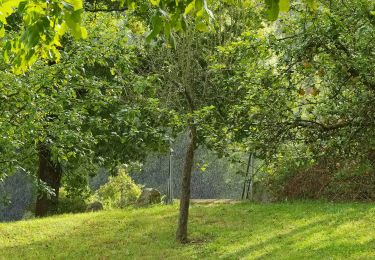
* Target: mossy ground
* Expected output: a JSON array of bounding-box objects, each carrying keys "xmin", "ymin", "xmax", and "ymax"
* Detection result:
[{"xmin": 1, "ymin": 201, "xmax": 374, "ymax": 259}]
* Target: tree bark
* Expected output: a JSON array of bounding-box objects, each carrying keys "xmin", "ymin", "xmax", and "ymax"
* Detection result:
[
  {"xmin": 176, "ymin": 126, "xmax": 197, "ymax": 243},
  {"xmin": 35, "ymin": 143, "xmax": 62, "ymax": 217}
]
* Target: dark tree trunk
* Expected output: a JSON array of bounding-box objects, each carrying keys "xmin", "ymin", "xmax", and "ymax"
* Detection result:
[
  {"xmin": 176, "ymin": 126, "xmax": 197, "ymax": 243},
  {"xmin": 35, "ymin": 143, "xmax": 62, "ymax": 217}
]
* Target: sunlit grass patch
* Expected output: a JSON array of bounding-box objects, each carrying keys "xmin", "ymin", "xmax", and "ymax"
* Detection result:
[{"xmin": 0, "ymin": 202, "xmax": 374, "ymax": 259}]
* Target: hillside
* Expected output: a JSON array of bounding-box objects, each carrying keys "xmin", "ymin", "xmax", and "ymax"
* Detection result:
[{"xmin": 0, "ymin": 202, "xmax": 374, "ymax": 259}]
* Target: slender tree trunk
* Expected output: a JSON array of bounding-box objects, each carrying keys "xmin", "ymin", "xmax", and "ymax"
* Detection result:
[
  {"xmin": 176, "ymin": 126, "xmax": 197, "ymax": 243},
  {"xmin": 35, "ymin": 143, "xmax": 62, "ymax": 217}
]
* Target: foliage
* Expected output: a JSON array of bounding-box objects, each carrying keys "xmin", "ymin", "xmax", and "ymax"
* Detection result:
[
  {"xmin": 0, "ymin": 202, "xmax": 374, "ymax": 258},
  {"xmin": 0, "ymin": 0, "xmax": 214, "ymax": 73},
  {"xmin": 327, "ymin": 161, "xmax": 375, "ymax": 201},
  {"xmin": 56, "ymin": 187, "xmax": 88, "ymax": 214},
  {"xmin": 202, "ymin": 0, "xmax": 375, "ymax": 201},
  {"xmin": 0, "ymin": 11, "xmax": 169, "ymax": 202},
  {"xmin": 92, "ymin": 166, "xmax": 142, "ymax": 209},
  {"xmin": 0, "ymin": 0, "xmax": 321, "ymax": 73},
  {"xmin": 142, "ymin": 0, "xmax": 263, "ymax": 152},
  {"xmin": 260, "ymin": 0, "xmax": 375, "ymax": 200},
  {"xmin": 269, "ymin": 155, "xmax": 375, "ymax": 201}
]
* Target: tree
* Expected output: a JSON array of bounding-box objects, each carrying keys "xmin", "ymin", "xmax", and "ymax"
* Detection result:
[
  {"xmin": 142, "ymin": 1, "xmax": 263, "ymax": 242},
  {"xmin": 0, "ymin": 12, "xmax": 170, "ymax": 216}
]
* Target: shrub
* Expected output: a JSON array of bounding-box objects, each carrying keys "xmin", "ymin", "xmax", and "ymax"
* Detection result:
[
  {"xmin": 325, "ymin": 161, "xmax": 375, "ymax": 201},
  {"xmin": 57, "ymin": 188, "xmax": 88, "ymax": 214},
  {"xmin": 92, "ymin": 167, "xmax": 142, "ymax": 209},
  {"xmin": 268, "ymin": 157, "xmax": 375, "ymax": 202}
]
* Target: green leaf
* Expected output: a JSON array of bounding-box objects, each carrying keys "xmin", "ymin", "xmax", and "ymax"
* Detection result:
[
  {"xmin": 146, "ymin": 15, "xmax": 163, "ymax": 41},
  {"xmin": 265, "ymin": 0, "xmax": 280, "ymax": 21},
  {"xmin": 164, "ymin": 21, "xmax": 171, "ymax": 39},
  {"xmin": 303, "ymin": 0, "xmax": 317, "ymax": 10},
  {"xmin": 195, "ymin": 0, "xmax": 203, "ymax": 11},
  {"xmin": 64, "ymin": 9, "xmax": 86, "ymax": 39},
  {"xmin": 169, "ymin": 33, "xmax": 176, "ymax": 49},
  {"xmin": 195, "ymin": 21, "xmax": 209, "ymax": 32},
  {"xmin": 149, "ymin": 0, "xmax": 160, "ymax": 6},
  {"xmin": 184, "ymin": 0, "xmax": 196, "ymax": 15},
  {"xmin": 80, "ymin": 26, "xmax": 87, "ymax": 39},
  {"xmin": 63, "ymin": 0, "xmax": 83, "ymax": 11},
  {"xmin": 0, "ymin": 0, "xmax": 22, "ymax": 24},
  {"xmin": 279, "ymin": 0, "xmax": 290, "ymax": 12}
]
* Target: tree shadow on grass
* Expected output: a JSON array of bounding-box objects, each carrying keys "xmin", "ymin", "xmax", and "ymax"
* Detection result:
[
  {"xmin": 208, "ymin": 203, "xmax": 375, "ymax": 259},
  {"xmin": 1, "ymin": 203, "xmax": 374, "ymax": 259}
]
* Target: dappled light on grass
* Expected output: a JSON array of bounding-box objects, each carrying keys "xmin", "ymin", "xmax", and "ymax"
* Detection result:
[
  {"xmin": 187, "ymin": 202, "xmax": 375, "ymax": 259},
  {"xmin": 0, "ymin": 202, "xmax": 374, "ymax": 259}
]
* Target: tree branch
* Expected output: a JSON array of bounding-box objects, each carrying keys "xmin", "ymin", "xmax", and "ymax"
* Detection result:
[{"xmin": 85, "ymin": 7, "xmax": 128, "ymax": 12}]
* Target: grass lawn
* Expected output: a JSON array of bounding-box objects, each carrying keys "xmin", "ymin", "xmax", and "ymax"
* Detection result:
[{"xmin": 0, "ymin": 201, "xmax": 374, "ymax": 259}]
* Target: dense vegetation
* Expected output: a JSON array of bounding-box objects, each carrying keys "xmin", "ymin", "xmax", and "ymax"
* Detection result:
[{"xmin": 0, "ymin": 0, "xmax": 374, "ymax": 250}]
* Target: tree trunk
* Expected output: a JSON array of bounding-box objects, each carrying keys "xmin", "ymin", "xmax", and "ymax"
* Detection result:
[
  {"xmin": 176, "ymin": 126, "xmax": 197, "ymax": 243},
  {"xmin": 35, "ymin": 143, "xmax": 62, "ymax": 217}
]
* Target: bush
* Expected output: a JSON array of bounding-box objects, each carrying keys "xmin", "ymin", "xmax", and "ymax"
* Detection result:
[
  {"xmin": 92, "ymin": 167, "xmax": 141, "ymax": 209},
  {"xmin": 268, "ymin": 157, "xmax": 375, "ymax": 202},
  {"xmin": 57, "ymin": 188, "xmax": 87, "ymax": 214},
  {"xmin": 325, "ymin": 161, "xmax": 375, "ymax": 201}
]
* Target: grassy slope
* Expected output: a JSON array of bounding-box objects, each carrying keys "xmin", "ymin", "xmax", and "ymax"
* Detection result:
[{"xmin": 0, "ymin": 202, "xmax": 374, "ymax": 259}]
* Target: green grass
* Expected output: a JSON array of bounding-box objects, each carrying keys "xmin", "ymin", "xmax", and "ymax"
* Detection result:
[{"xmin": 1, "ymin": 201, "xmax": 374, "ymax": 259}]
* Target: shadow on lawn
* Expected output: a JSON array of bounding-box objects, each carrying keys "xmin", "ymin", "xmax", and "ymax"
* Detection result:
[
  {"xmin": 1, "ymin": 203, "xmax": 374, "ymax": 259},
  {"xmin": 219, "ymin": 218, "xmax": 373, "ymax": 259},
  {"xmin": 209, "ymin": 203, "xmax": 375, "ymax": 259}
]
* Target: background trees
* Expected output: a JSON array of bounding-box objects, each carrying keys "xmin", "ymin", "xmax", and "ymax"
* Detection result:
[{"xmin": 214, "ymin": 0, "xmax": 375, "ymax": 200}]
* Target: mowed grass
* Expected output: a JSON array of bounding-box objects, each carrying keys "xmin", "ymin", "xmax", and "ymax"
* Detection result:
[{"xmin": 0, "ymin": 201, "xmax": 374, "ymax": 259}]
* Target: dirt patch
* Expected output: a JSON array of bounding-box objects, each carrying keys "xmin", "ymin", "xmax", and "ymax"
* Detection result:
[{"xmin": 190, "ymin": 199, "xmax": 240, "ymax": 205}]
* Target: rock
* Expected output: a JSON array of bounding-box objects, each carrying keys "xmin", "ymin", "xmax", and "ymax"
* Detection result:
[
  {"xmin": 137, "ymin": 188, "xmax": 161, "ymax": 206},
  {"xmin": 86, "ymin": 201, "xmax": 103, "ymax": 212}
]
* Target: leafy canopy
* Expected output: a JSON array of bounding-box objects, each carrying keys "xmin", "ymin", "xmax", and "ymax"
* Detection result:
[{"xmin": 0, "ymin": 0, "xmax": 316, "ymax": 73}]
